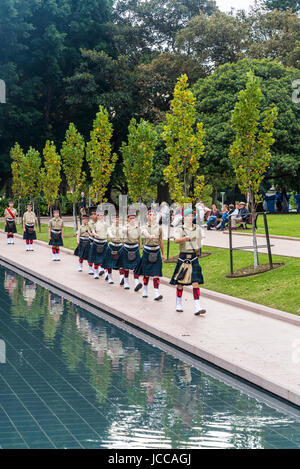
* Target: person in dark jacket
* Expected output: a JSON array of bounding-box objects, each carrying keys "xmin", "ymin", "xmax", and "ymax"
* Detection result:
[{"xmin": 231, "ymin": 202, "xmax": 250, "ymax": 228}]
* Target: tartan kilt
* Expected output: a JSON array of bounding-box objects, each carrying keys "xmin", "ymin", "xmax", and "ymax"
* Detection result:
[
  {"xmin": 119, "ymin": 246, "xmax": 141, "ymax": 270},
  {"xmin": 88, "ymin": 237, "xmax": 94, "ymax": 264},
  {"xmin": 90, "ymin": 240, "xmax": 108, "ymax": 265},
  {"xmin": 23, "ymin": 225, "xmax": 37, "ymax": 240},
  {"xmin": 49, "ymin": 230, "xmax": 63, "ymax": 246},
  {"xmin": 134, "ymin": 248, "xmax": 162, "ymax": 277},
  {"xmin": 170, "ymin": 252, "xmax": 204, "ymax": 286},
  {"xmin": 74, "ymin": 238, "xmax": 90, "ymax": 260},
  {"xmin": 103, "ymin": 243, "xmax": 123, "ymax": 270},
  {"xmin": 5, "ymin": 220, "xmax": 17, "ymax": 233}
]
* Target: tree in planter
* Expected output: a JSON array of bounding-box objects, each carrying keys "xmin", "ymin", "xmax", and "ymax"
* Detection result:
[
  {"xmin": 41, "ymin": 141, "xmax": 62, "ymax": 217},
  {"xmin": 229, "ymin": 71, "xmax": 278, "ymax": 268},
  {"xmin": 162, "ymin": 74, "xmax": 210, "ymax": 205},
  {"xmin": 121, "ymin": 118, "xmax": 158, "ymax": 203},
  {"xmin": 61, "ymin": 123, "xmax": 85, "ymax": 233},
  {"xmin": 10, "ymin": 142, "xmax": 25, "ymax": 223},
  {"xmin": 86, "ymin": 106, "xmax": 117, "ymax": 204},
  {"xmin": 19, "ymin": 147, "xmax": 42, "ymax": 212}
]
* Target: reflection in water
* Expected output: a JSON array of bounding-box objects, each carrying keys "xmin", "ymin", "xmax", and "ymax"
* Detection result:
[{"xmin": 1, "ymin": 267, "xmax": 300, "ymax": 449}]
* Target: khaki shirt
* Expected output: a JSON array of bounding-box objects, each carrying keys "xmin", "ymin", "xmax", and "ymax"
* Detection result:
[
  {"xmin": 108, "ymin": 225, "xmax": 123, "ymax": 243},
  {"xmin": 174, "ymin": 224, "xmax": 202, "ymax": 253},
  {"xmin": 49, "ymin": 217, "xmax": 64, "ymax": 230},
  {"xmin": 88, "ymin": 219, "xmax": 97, "ymax": 234},
  {"xmin": 93, "ymin": 221, "xmax": 108, "ymax": 239},
  {"xmin": 23, "ymin": 211, "xmax": 37, "ymax": 225},
  {"xmin": 4, "ymin": 207, "xmax": 17, "ymax": 219},
  {"xmin": 122, "ymin": 224, "xmax": 140, "ymax": 244},
  {"xmin": 77, "ymin": 224, "xmax": 89, "ymax": 238},
  {"xmin": 141, "ymin": 223, "xmax": 162, "ymax": 246}
]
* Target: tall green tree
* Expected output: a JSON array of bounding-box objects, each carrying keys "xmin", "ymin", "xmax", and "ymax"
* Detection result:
[
  {"xmin": 162, "ymin": 74, "xmax": 208, "ymax": 204},
  {"xmin": 61, "ymin": 123, "xmax": 85, "ymax": 232},
  {"xmin": 121, "ymin": 118, "xmax": 158, "ymax": 202},
  {"xmin": 41, "ymin": 140, "xmax": 62, "ymax": 215},
  {"xmin": 19, "ymin": 147, "xmax": 42, "ymax": 210},
  {"xmin": 229, "ymin": 72, "xmax": 277, "ymax": 268},
  {"xmin": 86, "ymin": 106, "xmax": 117, "ymax": 204}
]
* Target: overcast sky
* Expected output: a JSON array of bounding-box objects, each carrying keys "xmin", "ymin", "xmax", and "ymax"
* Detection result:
[{"xmin": 216, "ymin": 0, "xmax": 256, "ymax": 12}]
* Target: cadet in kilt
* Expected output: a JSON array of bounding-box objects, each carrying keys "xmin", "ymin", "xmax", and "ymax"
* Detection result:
[
  {"xmin": 119, "ymin": 213, "xmax": 142, "ymax": 291},
  {"xmin": 135, "ymin": 209, "xmax": 165, "ymax": 301},
  {"xmin": 4, "ymin": 200, "xmax": 17, "ymax": 244},
  {"xmin": 170, "ymin": 208, "xmax": 206, "ymax": 316},
  {"xmin": 74, "ymin": 215, "xmax": 90, "ymax": 271},
  {"xmin": 23, "ymin": 203, "xmax": 37, "ymax": 251},
  {"xmin": 90, "ymin": 210, "xmax": 108, "ymax": 279},
  {"xmin": 103, "ymin": 214, "xmax": 124, "ymax": 284},
  {"xmin": 48, "ymin": 209, "xmax": 64, "ymax": 261},
  {"xmin": 87, "ymin": 208, "xmax": 98, "ymax": 275}
]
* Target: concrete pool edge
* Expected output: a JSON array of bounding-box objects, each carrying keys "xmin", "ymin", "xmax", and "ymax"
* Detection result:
[
  {"xmin": 1, "ymin": 254, "xmax": 299, "ymax": 408},
  {"xmin": 2, "ymin": 230, "xmax": 299, "ymax": 326}
]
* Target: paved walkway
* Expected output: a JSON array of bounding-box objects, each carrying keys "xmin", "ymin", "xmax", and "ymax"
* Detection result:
[
  {"xmin": 203, "ymin": 229, "xmax": 300, "ymax": 258},
  {"xmin": 0, "ymin": 234, "xmax": 299, "ymax": 406}
]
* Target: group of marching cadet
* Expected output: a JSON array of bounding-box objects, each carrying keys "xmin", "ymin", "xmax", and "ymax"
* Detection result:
[{"xmin": 3, "ymin": 201, "xmax": 206, "ymax": 316}]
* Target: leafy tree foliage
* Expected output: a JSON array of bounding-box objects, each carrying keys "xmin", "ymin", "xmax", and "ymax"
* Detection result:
[
  {"xmin": 121, "ymin": 118, "xmax": 158, "ymax": 202},
  {"xmin": 162, "ymin": 74, "xmax": 207, "ymax": 204},
  {"xmin": 86, "ymin": 106, "xmax": 117, "ymax": 204},
  {"xmin": 193, "ymin": 60, "xmax": 300, "ymax": 192}
]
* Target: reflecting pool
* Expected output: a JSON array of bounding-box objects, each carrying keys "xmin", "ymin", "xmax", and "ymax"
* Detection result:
[{"xmin": 0, "ymin": 266, "xmax": 299, "ymax": 449}]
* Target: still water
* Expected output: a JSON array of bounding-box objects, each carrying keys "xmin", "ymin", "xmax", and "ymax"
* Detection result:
[{"xmin": 0, "ymin": 265, "xmax": 299, "ymax": 449}]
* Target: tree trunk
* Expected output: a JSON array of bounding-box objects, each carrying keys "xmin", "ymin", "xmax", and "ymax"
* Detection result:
[
  {"xmin": 251, "ymin": 193, "xmax": 259, "ymax": 268},
  {"xmin": 73, "ymin": 202, "xmax": 78, "ymax": 234}
]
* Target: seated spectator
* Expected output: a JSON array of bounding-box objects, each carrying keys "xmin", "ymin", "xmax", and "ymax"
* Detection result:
[
  {"xmin": 231, "ymin": 202, "xmax": 250, "ymax": 228},
  {"xmin": 216, "ymin": 205, "xmax": 229, "ymax": 230},
  {"xmin": 206, "ymin": 204, "xmax": 221, "ymax": 230},
  {"xmin": 228, "ymin": 204, "xmax": 235, "ymax": 216}
]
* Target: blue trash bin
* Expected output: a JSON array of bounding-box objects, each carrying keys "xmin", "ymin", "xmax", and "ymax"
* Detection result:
[
  {"xmin": 263, "ymin": 195, "xmax": 276, "ymax": 213},
  {"xmin": 295, "ymin": 194, "xmax": 300, "ymax": 213}
]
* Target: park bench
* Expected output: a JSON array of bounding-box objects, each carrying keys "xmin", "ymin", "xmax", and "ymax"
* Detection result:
[{"xmin": 236, "ymin": 212, "xmax": 258, "ymax": 229}]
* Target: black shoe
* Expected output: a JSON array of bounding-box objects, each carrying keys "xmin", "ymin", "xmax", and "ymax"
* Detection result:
[
  {"xmin": 134, "ymin": 283, "xmax": 142, "ymax": 292},
  {"xmin": 176, "ymin": 308, "xmax": 183, "ymax": 312},
  {"xmin": 194, "ymin": 309, "xmax": 206, "ymax": 316},
  {"xmin": 154, "ymin": 295, "xmax": 163, "ymax": 301},
  {"xmin": 99, "ymin": 270, "xmax": 104, "ymax": 276},
  {"xmin": 105, "ymin": 276, "xmax": 108, "ymax": 281},
  {"xmin": 124, "ymin": 286, "xmax": 130, "ymax": 290},
  {"xmin": 120, "ymin": 278, "xmax": 124, "ymax": 286}
]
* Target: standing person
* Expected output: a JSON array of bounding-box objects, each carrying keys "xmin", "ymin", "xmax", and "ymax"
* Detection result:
[
  {"xmin": 104, "ymin": 213, "xmax": 124, "ymax": 284},
  {"xmin": 4, "ymin": 200, "xmax": 17, "ymax": 244},
  {"xmin": 74, "ymin": 214, "xmax": 90, "ymax": 271},
  {"xmin": 23, "ymin": 203, "xmax": 37, "ymax": 251},
  {"xmin": 48, "ymin": 209, "xmax": 64, "ymax": 261},
  {"xmin": 170, "ymin": 208, "xmax": 206, "ymax": 316},
  {"xmin": 120, "ymin": 212, "xmax": 142, "ymax": 290},
  {"xmin": 90, "ymin": 210, "xmax": 108, "ymax": 279},
  {"xmin": 135, "ymin": 209, "xmax": 165, "ymax": 301},
  {"xmin": 87, "ymin": 208, "xmax": 98, "ymax": 275}
]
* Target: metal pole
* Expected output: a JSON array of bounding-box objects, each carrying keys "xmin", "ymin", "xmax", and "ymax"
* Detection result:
[
  {"xmin": 229, "ymin": 217, "xmax": 233, "ymax": 275},
  {"xmin": 263, "ymin": 212, "xmax": 273, "ymax": 270}
]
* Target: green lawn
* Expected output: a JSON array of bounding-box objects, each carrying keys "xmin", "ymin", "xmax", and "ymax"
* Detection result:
[
  {"xmin": 236, "ymin": 213, "xmax": 300, "ymax": 238},
  {"xmin": 1, "ymin": 222, "xmax": 299, "ymax": 315}
]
